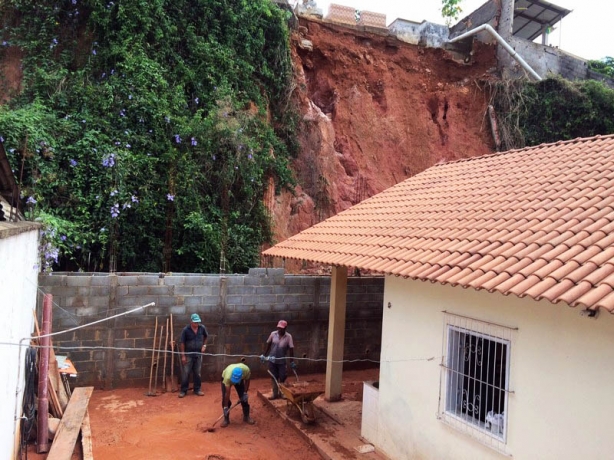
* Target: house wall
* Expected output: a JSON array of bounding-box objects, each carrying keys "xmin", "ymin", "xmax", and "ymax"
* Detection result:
[
  {"xmin": 38, "ymin": 270, "xmax": 384, "ymax": 388},
  {"xmin": 388, "ymin": 19, "xmax": 449, "ymax": 48},
  {"xmin": 0, "ymin": 222, "xmax": 40, "ymax": 460},
  {"xmin": 507, "ymin": 36, "xmax": 591, "ymax": 81},
  {"xmin": 371, "ymin": 276, "xmax": 614, "ymax": 460}
]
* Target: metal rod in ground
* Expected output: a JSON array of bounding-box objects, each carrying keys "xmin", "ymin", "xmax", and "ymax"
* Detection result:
[
  {"xmin": 153, "ymin": 324, "xmax": 164, "ymax": 394},
  {"xmin": 147, "ymin": 317, "xmax": 158, "ymax": 396},
  {"xmin": 162, "ymin": 317, "xmax": 169, "ymax": 392}
]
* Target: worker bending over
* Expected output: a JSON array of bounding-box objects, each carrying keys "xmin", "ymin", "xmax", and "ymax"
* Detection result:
[{"xmin": 220, "ymin": 363, "xmax": 255, "ymax": 427}]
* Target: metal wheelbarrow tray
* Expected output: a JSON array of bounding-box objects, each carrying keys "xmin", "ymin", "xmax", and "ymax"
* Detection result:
[{"xmin": 278, "ymin": 382, "xmax": 324, "ymax": 424}]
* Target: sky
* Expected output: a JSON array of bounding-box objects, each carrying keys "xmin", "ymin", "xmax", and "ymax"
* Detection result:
[{"xmin": 301, "ymin": 0, "xmax": 613, "ymax": 60}]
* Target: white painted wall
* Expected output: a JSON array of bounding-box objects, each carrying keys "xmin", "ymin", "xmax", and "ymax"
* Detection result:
[
  {"xmin": 368, "ymin": 276, "xmax": 614, "ymax": 460},
  {"xmin": 0, "ymin": 223, "xmax": 40, "ymax": 460}
]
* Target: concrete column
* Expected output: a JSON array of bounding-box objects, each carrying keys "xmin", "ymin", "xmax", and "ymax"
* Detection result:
[
  {"xmin": 104, "ymin": 274, "xmax": 118, "ymax": 389},
  {"xmin": 498, "ymin": 0, "xmax": 517, "ymax": 78},
  {"xmin": 325, "ymin": 266, "xmax": 347, "ymax": 401}
]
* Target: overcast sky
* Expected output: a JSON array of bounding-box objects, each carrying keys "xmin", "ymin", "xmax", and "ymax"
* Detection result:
[{"xmin": 305, "ymin": 0, "xmax": 612, "ymax": 60}]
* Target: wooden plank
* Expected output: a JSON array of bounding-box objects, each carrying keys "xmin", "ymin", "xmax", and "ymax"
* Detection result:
[
  {"xmin": 50, "ymin": 358, "xmax": 70, "ymax": 410},
  {"xmin": 47, "ymin": 374, "xmax": 63, "ymax": 418},
  {"xmin": 46, "ymin": 387, "xmax": 94, "ymax": 460},
  {"xmin": 80, "ymin": 409, "xmax": 94, "ymax": 460}
]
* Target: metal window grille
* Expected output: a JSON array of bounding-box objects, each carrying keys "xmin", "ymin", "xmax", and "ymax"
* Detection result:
[{"xmin": 438, "ymin": 312, "xmax": 515, "ymax": 455}]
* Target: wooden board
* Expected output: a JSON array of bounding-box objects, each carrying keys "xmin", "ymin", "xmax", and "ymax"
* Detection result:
[
  {"xmin": 46, "ymin": 386, "xmax": 94, "ymax": 460},
  {"xmin": 80, "ymin": 409, "xmax": 94, "ymax": 460},
  {"xmin": 47, "ymin": 374, "xmax": 64, "ymax": 418}
]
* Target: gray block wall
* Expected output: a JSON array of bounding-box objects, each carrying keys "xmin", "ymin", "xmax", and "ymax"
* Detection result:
[{"xmin": 38, "ymin": 269, "xmax": 383, "ymax": 388}]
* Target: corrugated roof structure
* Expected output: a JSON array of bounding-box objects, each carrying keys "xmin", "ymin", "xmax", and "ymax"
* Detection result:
[{"xmin": 263, "ymin": 135, "xmax": 614, "ymax": 313}]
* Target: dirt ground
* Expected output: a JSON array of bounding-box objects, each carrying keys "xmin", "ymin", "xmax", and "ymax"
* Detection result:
[{"xmin": 27, "ymin": 368, "xmax": 379, "ymax": 460}]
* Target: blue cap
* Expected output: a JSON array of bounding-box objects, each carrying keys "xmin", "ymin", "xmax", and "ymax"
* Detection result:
[
  {"xmin": 191, "ymin": 313, "xmax": 201, "ymax": 323},
  {"xmin": 230, "ymin": 367, "xmax": 243, "ymax": 384}
]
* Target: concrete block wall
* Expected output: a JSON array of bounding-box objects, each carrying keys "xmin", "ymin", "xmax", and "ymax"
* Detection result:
[
  {"xmin": 507, "ymin": 36, "xmax": 590, "ymax": 81},
  {"xmin": 38, "ymin": 269, "xmax": 383, "ymax": 388}
]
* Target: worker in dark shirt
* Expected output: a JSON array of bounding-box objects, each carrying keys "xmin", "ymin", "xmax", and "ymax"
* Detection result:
[{"xmin": 178, "ymin": 313, "xmax": 208, "ymax": 398}]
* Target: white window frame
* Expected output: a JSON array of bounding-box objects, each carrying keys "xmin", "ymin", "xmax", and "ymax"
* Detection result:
[{"xmin": 438, "ymin": 311, "xmax": 515, "ymax": 455}]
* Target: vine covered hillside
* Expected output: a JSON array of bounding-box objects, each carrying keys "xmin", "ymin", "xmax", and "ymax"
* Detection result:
[{"xmin": 0, "ymin": 0, "xmax": 296, "ymax": 273}]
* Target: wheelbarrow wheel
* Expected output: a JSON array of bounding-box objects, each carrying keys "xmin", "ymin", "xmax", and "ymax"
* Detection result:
[{"xmin": 301, "ymin": 402, "xmax": 316, "ymax": 424}]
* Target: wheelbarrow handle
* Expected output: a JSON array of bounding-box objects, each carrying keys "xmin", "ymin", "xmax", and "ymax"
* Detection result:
[{"xmin": 267, "ymin": 370, "xmax": 282, "ymax": 392}]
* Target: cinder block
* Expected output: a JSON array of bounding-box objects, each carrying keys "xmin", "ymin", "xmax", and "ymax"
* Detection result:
[
  {"xmin": 147, "ymin": 285, "xmax": 172, "ymax": 296},
  {"xmin": 65, "ymin": 276, "xmax": 93, "ymax": 287},
  {"xmin": 38, "ymin": 274, "xmax": 67, "ymax": 286},
  {"xmin": 192, "ymin": 286, "xmax": 212, "ymax": 296},
  {"xmin": 117, "ymin": 275, "xmax": 138, "ymax": 285},
  {"xmin": 90, "ymin": 275, "xmax": 111, "ymax": 286},
  {"xmin": 169, "ymin": 305, "xmax": 187, "ymax": 315},
  {"xmin": 200, "ymin": 276, "xmax": 221, "ymax": 286},
  {"xmin": 155, "ymin": 296, "xmax": 177, "ymax": 307},
  {"xmin": 163, "ymin": 276, "xmax": 185, "ymax": 286},
  {"xmin": 226, "ymin": 295, "xmax": 244, "ymax": 305},
  {"xmin": 226, "ymin": 276, "xmax": 246, "ymax": 286},
  {"xmin": 127, "ymin": 286, "xmax": 150, "ymax": 296},
  {"xmin": 137, "ymin": 275, "xmax": 160, "ymax": 286},
  {"xmin": 227, "ymin": 285, "xmax": 248, "ymax": 295},
  {"xmin": 185, "ymin": 296, "xmax": 204, "ymax": 307}
]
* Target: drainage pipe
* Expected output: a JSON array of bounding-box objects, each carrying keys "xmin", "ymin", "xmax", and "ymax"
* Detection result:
[
  {"xmin": 36, "ymin": 294, "xmax": 52, "ymax": 453},
  {"xmin": 448, "ymin": 23, "xmax": 542, "ymax": 81}
]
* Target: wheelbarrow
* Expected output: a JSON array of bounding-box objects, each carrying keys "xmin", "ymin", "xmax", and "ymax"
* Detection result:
[{"xmin": 268, "ymin": 370, "xmax": 324, "ymax": 424}]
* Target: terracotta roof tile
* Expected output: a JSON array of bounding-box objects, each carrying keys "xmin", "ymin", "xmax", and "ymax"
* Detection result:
[
  {"xmin": 591, "ymin": 290, "xmax": 614, "ymax": 312},
  {"xmin": 574, "ymin": 284, "xmax": 614, "ymax": 309},
  {"xmin": 263, "ymin": 135, "xmax": 614, "ymax": 313}
]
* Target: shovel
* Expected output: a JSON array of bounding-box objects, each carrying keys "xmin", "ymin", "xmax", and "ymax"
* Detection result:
[{"xmin": 202, "ymin": 400, "xmax": 241, "ymax": 432}]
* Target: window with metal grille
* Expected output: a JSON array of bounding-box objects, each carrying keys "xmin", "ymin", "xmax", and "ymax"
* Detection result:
[{"xmin": 439, "ymin": 312, "xmax": 514, "ymax": 453}]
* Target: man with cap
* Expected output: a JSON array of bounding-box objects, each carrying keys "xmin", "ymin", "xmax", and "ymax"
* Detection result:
[
  {"xmin": 220, "ymin": 362, "xmax": 255, "ymax": 427},
  {"xmin": 261, "ymin": 320, "xmax": 295, "ymax": 400},
  {"xmin": 178, "ymin": 313, "xmax": 208, "ymax": 398}
]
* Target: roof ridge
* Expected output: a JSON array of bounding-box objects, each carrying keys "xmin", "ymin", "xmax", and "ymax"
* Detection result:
[{"xmin": 431, "ymin": 133, "xmax": 614, "ymax": 168}]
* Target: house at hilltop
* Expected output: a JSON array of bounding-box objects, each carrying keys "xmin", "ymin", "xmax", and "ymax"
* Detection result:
[{"xmin": 263, "ymin": 134, "xmax": 614, "ymax": 459}]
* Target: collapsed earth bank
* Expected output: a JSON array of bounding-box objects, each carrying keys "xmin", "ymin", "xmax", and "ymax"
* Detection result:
[{"xmin": 267, "ymin": 18, "xmax": 497, "ymax": 271}]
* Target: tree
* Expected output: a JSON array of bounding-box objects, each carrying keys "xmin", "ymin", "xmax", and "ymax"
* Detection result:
[
  {"xmin": 589, "ymin": 57, "xmax": 614, "ymax": 79},
  {"xmin": 441, "ymin": 0, "xmax": 463, "ymax": 25}
]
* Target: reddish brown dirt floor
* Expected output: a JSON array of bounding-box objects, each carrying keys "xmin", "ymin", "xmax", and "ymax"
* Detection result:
[{"xmin": 27, "ymin": 368, "xmax": 379, "ymax": 460}]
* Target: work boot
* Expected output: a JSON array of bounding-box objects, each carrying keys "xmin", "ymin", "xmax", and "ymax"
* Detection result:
[
  {"xmin": 268, "ymin": 380, "xmax": 280, "ymax": 400},
  {"xmin": 243, "ymin": 407, "xmax": 255, "ymax": 425}
]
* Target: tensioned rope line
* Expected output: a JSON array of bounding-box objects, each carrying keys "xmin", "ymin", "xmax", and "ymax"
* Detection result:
[{"xmin": 0, "ymin": 341, "xmax": 438, "ymax": 364}]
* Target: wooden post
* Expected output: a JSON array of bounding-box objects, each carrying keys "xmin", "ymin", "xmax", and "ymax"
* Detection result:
[
  {"xmin": 325, "ymin": 266, "xmax": 347, "ymax": 401},
  {"xmin": 170, "ymin": 314, "xmax": 176, "ymax": 391},
  {"xmin": 147, "ymin": 317, "xmax": 158, "ymax": 396},
  {"xmin": 162, "ymin": 317, "xmax": 169, "ymax": 392}
]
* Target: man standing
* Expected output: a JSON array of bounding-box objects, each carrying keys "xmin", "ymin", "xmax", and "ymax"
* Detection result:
[
  {"xmin": 178, "ymin": 313, "xmax": 208, "ymax": 398},
  {"xmin": 262, "ymin": 319, "xmax": 296, "ymax": 400},
  {"xmin": 220, "ymin": 362, "xmax": 255, "ymax": 427}
]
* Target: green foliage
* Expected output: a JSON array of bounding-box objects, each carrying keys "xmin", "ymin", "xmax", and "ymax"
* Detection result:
[
  {"xmin": 490, "ymin": 77, "xmax": 614, "ymax": 150},
  {"xmin": 588, "ymin": 57, "xmax": 614, "ymax": 79},
  {"xmin": 0, "ymin": 0, "xmax": 296, "ymax": 273},
  {"xmin": 441, "ymin": 0, "xmax": 463, "ymax": 25}
]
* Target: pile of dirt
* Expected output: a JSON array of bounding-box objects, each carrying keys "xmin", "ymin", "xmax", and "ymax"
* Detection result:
[{"xmin": 266, "ymin": 18, "xmax": 498, "ymax": 271}]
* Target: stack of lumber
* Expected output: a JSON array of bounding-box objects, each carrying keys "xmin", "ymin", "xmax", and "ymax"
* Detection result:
[{"xmin": 33, "ymin": 316, "xmax": 94, "ymax": 459}]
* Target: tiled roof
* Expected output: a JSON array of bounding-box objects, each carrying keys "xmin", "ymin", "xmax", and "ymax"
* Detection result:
[{"xmin": 263, "ymin": 134, "xmax": 614, "ymax": 313}]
